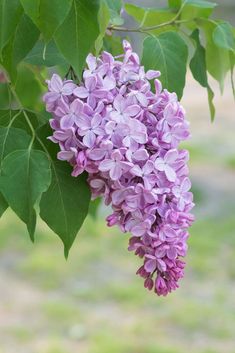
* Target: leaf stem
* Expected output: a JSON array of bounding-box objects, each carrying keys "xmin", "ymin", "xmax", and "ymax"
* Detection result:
[
  {"xmin": 108, "ymin": 0, "xmax": 189, "ymax": 34},
  {"xmin": 108, "ymin": 19, "xmax": 192, "ymax": 33}
]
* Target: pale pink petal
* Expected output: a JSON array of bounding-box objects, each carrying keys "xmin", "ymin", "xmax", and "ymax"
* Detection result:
[
  {"xmin": 93, "ymin": 89, "xmax": 108, "ymax": 98},
  {"xmin": 88, "ymin": 148, "xmax": 106, "ymax": 161},
  {"xmin": 181, "ymin": 177, "xmax": 191, "ymax": 192},
  {"xmin": 165, "ymin": 149, "xmax": 178, "ymax": 164},
  {"xmin": 83, "ymin": 130, "xmax": 96, "ymax": 148},
  {"xmin": 146, "ymin": 70, "xmax": 160, "ymax": 80},
  {"xmin": 43, "ymin": 91, "xmax": 60, "ymax": 103},
  {"xmin": 91, "ymin": 113, "xmax": 102, "ymax": 128},
  {"xmin": 62, "ymin": 82, "xmax": 76, "ymax": 95},
  {"xmin": 99, "ymin": 159, "xmax": 114, "ymax": 172},
  {"xmin": 144, "ymin": 259, "xmax": 157, "ymax": 273},
  {"xmin": 165, "ymin": 165, "xmax": 176, "ymax": 182},
  {"xmin": 167, "ymin": 247, "xmax": 177, "ymax": 260},
  {"xmin": 113, "ymin": 94, "xmax": 123, "ymax": 113},
  {"xmin": 103, "ymin": 76, "xmax": 116, "ymax": 90},
  {"xmin": 86, "ymin": 53, "xmax": 97, "ymax": 71},
  {"xmin": 154, "ymin": 158, "xmax": 165, "ymax": 171},
  {"xmin": 73, "ymin": 86, "xmax": 88, "ymax": 98},
  {"xmin": 60, "ymin": 114, "xmax": 74, "ymax": 129},
  {"xmin": 76, "ymin": 114, "xmax": 91, "ymax": 129},
  {"xmin": 132, "ymin": 225, "xmax": 146, "ymax": 237},
  {"xmin": 85, "ymin": 75, "xmax": 97, "ymax": 91},
  {"xmin": 70, "ymin": 99, "xmax": 83, "ymax": 113},
  {"xmin": 110, "ymin": 164, "xmax": 122, "ymax": 180},
  {"xmin": 90, "ymin": 179, "xmax": 105, "ymax": 189},
  {"xmin": 50, "ymin": 74, "xmax": 62, "ymax": 92},
  {"xmin": 57, "ymin": 150, "xmax": 74, "ymax": 160},
  {"xmin": 136, "ymin": 93, "xmax": 148, "ymax": 107},
  {"xmin": 109, "ymin": 111, "xmax": 122, "ymax": 122},
  {"xmin": 130, "ymin": 165, "xmax": 142, "ymax": 177},
  {"xmin": 133, "ymin": 149, "xmax": 149, "ymax": 161},
  {"xmin": 154, "ymin": 79, "xmax": 162, "ymax": 95},
  {"xmin": 143, "ymin": 160, "xmax": 154, "ymax": 174},
  {"xmin": 87, "ymin": 95, "xmax": 96, "ymax": 109},
  {"xmin": 124, "ymin": 104, "xmax": 140, "ymax": 117}
]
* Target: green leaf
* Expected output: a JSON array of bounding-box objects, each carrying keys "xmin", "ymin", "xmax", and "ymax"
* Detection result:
[
  {"xmin": 13, "ymin": 14, "xmax": 40, "ymax": 66},
  {"xmin": 190, "ymin": 29, "xmax": 207, "ymax": 87},
  {"xmin": 181, "ymin": 0, "xmax": 217, "ymax": 29},
  {"xmin": 0, "ymin": 0, "xmax": 23, "ymax": 55},
  {"xmin": 0, "ymin": 84, "xmax": 9, "ymax": 109},
  {"xmin": 19, "ymin": 0, "xmax": 39, "ymax": 25},
  {"xmin": 185, "ymin": 0, "xmax": 216, "ymax": 8},
  {"xmin": 24, "ymin": 40, "xmax": 67, "ymax": 67},
  {"xmin": 0, "ymin": 120, "xmax": 32, "ymax": 218},
  {"xmin": 0, "ymin": 38, "xmax": 17, "ymax": 81},
  {"xmin": 0, "ymin": 125, "xmax": 31, "ymax": 168},
  {"xmin": 35, "ymin": 123, "xmax": 59, "ymax": 160},
  {"xmin": 229, "ymin": 51, "xmax": 235, "ymax": 98},
  {"xmin": 105, "ymin": 0, "xmax": 123, "ymax": 26},
  {"xmin": 189, "ymin": 29, "xmax": 215, "ymax": 121},
  {"xmin": 103, "ymin": 34, "xmax": 123, "ymax": 56},
  {"xmin": 207, "ymin": 85, "xmax": 215, "ymax": 122},
  {"xmin": 15, "ymin": 64, "xmax": 43, "ymax": 110},
  {"xmin": 36, "ymin": 122, "xmax": 90, "ymax": 256},
  {"xmin": 0, "ymin": 192, "xmax": 7, "ymax": 217},
  {"xmin": 0, "ymin": 149, "xmax": 51, "ymax": 240},
  {"xmin": 40, "ymin": 163, "xmax": 91, "ymax": 257},
  {"xmin": 95, "ymin": 0, "xmax": 110, "ymax": 55},
  {"xmin": 0, "ymin": 13, "xmax": 39, "ymax": 82},
  {"xmin": 213, "ymin": 22, "xmax": 235, "ymax": 52},
  {"xmin": 142, "ymin": 32, "xmax": 188, "ymax": 99},
  {"xmin": 105, "ymin": 0, "xmax": 122, "ymax": 13},
  {"xmin": 125, "ymin": 4, "xmax": 176, "ymax": 34},
  {"xmin": 0, "ymin": 110, "xmax": 42, "ymax": 135},
  {"xmin": 54, "ymin": 0, "xmax": 100, "ymax": 78},
  {"xmin": 20, "ymin": 0, "xmax": 73, "ymax": 43},
  {"xmin": 168, "ymin": 0, "xmax": 181, "ymax": 9},
  {"xmin": 202, "ymin": 19, "xmax": 230, "ymax": 92},
  {"xmin": 89, "ymin": 198, "xmax": 101, "ymax": 220}
]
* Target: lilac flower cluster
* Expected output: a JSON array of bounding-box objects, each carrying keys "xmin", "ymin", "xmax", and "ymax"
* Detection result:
[{"xmin": 43, "ymin": 40, "xmax": 194, "ymax": 296}]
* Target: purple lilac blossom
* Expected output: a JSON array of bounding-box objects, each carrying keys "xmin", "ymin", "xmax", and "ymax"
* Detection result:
[{"xmin": 43, "ymin": 40, "xmax": 194, "ymax": 296}]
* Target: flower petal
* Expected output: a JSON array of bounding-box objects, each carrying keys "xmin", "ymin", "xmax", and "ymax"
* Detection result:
[
  {"xmin": 74, "ymin": 86, "xmax": 89, "ymax": 98},
  {"xmin": 83, "ymin": 130, "xmax": 96, "ymax": 148}
]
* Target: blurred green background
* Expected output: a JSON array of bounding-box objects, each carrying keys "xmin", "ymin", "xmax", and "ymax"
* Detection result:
[{"xmin": 0, "ymin": 1, "xmax": 235, "ymax": 353}]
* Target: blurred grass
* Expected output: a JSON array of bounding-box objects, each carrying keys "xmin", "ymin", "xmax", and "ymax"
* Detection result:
[{"xmin": 1, "ymin": 199, "xmax": 235, "ymax": 352}]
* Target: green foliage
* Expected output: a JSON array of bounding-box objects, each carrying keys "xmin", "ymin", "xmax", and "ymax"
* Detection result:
[
  {"xmin": 206, "ymin": 21, "xmax": 232, "ymax": 93},
  {"xmin": 54, "ymin": 0, "xmax": 100, "ymax": 78},
  {"xmin": 125, "ymin": 4, "xmax": 176, "ymax": 34},
  {"xmin": 40, "ymin": 165, "xmax": 90, "ymax": 257},
  {"xmin": 181, "ymin": 0, "xmax": 217, "ymax": 24},
  {"xmin": 0, "ymin": 0, "xmax": 234, "ymax": 254},
  {"xmin": 105, "ymin": 0, "xmax": 123, "ymax": 26},
  {"xmin": 142, "ymin": 32, "xmax": 188, "ymax": 99},
  {"xmin": 0, "ymin": 149, "xmax": 51, "ymax": 240},
  {"xmin": 0, "ymin": 0, "xmax": 23, "ymax": 55},
  {"xmin": 168, "ymin": 0, "xmax": 182, "ymax": 10},
  {"xmin": 24, "ymin": 40, "xmax": 67, "ymax": 67},
  {"xmin": 95, "ymin": 0, "xmax": 110, "ymax": 55},
  {"xmin": 189, "ymin": 29, "xmax": 215, "ymax": 120},
  {"xmin": 20, "ymin": 0, "xmax": 73, "ymax": 43},
  {"xmin": 213, "ymin": 22, "xmax": 235, "ymax": 52}
]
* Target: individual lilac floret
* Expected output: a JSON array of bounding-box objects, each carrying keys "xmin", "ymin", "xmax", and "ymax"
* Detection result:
[{"xmin": 43, "ymin": 40, "xmax": 194, "ymax": 296}]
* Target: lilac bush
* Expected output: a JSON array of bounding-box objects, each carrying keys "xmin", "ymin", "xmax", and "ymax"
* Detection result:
[{"xmin": 43, "ymin": 41, "xmax": 194, "ymax": 296}]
